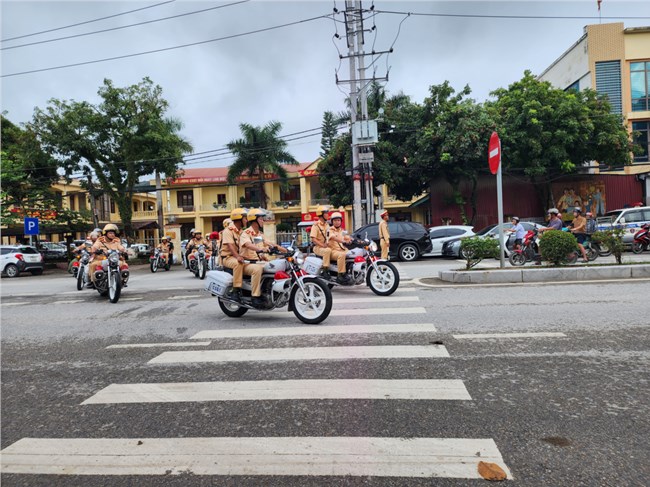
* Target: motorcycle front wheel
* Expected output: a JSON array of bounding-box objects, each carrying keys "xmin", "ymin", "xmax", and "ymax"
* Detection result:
[
  {"xmin": 108, "ymin": 269, "xmax": 122, "ymax": 303},
  {"xmin": 76, "ymin": 267, "xmax": 84, "ymax": 291},
  {"xmin": 290, "ymin": 277, "xmax": 332, "ymax": 324},
  {"xmin": 198, "ymin": 258, "xmax": 207, "ymax": 279},
  {"xmin": 150, "ymin": 259, "xmax": 158, "ymax": 273},
  {"xmin": 367, "ymin": 261, "xmax": 400, "ymax": 296},
  {"xmin": 509, "ymin": 252, "xmax": 526, "ymax": 267},
  {"xmin": 586, "ymin": 247, "xmax": 599, "ymax": 261},
  {"xmin": 598, "ymin": 243, "xmax": 612, "ymax": 257},
  {"xmin": 218, "ymin": 298, "xmax": 248, "ymax": 317}
]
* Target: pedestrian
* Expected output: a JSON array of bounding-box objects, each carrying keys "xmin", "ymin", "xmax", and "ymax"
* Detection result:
[{"xmin": 378, "ymin": 209, "xmax": 390, "ymax": 260}]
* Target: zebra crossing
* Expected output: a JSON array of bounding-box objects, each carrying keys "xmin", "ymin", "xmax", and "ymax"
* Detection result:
[{"xmin": 1, "ymin": 287, "xmax": 515, "ymax": 481}]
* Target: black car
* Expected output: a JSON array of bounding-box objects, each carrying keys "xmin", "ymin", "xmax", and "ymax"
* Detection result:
[{"xmin": 353, "ymin": 221, "xmax": 432, "ymax": 261}]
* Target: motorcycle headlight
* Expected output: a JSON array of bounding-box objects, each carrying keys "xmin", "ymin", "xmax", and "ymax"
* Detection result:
[
  {"xmin": 108, "ymin": 253, "xmax": 119, "ymax": 264},
  {"xmin": 294, "ymin": 251, "xmax": 305, "ymax": 265},
  {"xmin": 369, "ymin": 241, "xmax": 378, "ymax": 252}
]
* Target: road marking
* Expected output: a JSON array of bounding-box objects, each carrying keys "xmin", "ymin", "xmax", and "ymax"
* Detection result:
[
  {"xmin": 106, "ymin": 341, "xmax": 211, "ymax": 349},
  {"xmin": 334, "ymin": 295, "xmax": 419, "ymax": 304},
  {"xmin": 191, "ymin": 323, "xmax": 437, "ymax": 339},
  {"xmin": 52, "ymin": 300, "xmax": 84, "ymax": 305},
  {"xmin": 414, "ymin": 276, "xmax": 650, "ymax": 288},
  {"xmin": 0, "ymin": 437, "xmax": 511, "ymax": 478},
  {"xmin": 157, "ymin": 287, "xmax": 187, "ymax": 291},
  {"xmin": 453, "ymin": 332, "xmax": 567, "ymax": 340},
  {"xmin": 120, "ymin": 297, "xmax": 143, "ymax": 301},
  {"xmin": 256, "ymin": 307, "xmax": 426, "ymax": 319},
  {"xmin": 149, "ymin": 345, "xmax": 449, "ymax": 364},
  {"xmin": 167, "ymin": 294, "xmax": 202, "ymax": 300},
  {"xmin": 82, "ymin": 379, "xmax": 471, "ymax": 404},
  {"xmin": 0, "ymin": 302, "xmax": 25, "ymax": 307}
]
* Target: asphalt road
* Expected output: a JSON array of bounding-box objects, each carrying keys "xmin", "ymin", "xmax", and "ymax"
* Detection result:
[{"xmin": 1, "ymin": 259, "xmax": 649, "ymax": 486}]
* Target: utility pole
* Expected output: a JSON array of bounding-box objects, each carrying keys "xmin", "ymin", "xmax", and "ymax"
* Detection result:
[
  {"xmin": 155, "ymin": 170, "xmax": 164, "ymax": 238},
  {"xmin": 86, "ymin": 174, "xmax": 100, "ymax": 228}
]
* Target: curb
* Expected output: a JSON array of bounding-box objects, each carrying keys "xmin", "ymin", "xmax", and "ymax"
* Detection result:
[{"xmin": 438, "ymin": 264, "xmax": 650, "ymax": 284}]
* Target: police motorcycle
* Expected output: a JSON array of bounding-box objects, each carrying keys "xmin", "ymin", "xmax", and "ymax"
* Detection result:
[
  {"xmin": 204, "ymin": 239, "xmax": 333, "ymax": 324},
  {"xmin": 92, "ymin": 249, "xmax": 130, "ymax": 303},
  {"xmin": 150, "ymin": 248, "xmax": 170, "ymax": 273},
  {"xmin": 72, "ymin": 249, "xmax": 91, "ymax": 291},
  {"xmin": 302, "ymin": 235, "xmax": 400, "ymax": 296},
  {"xmin": 187, "ymin": 244, "xmax": 208, "ymax": 279}
]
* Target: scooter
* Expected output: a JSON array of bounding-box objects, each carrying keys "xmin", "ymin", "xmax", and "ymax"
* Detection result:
[
  {"xmin": 632, "ymin": 223, "xmax": 650, "ymax": 254},
  {"xmin": 150, "ymin": 248, "xmax": 171, "ymax": 272}
]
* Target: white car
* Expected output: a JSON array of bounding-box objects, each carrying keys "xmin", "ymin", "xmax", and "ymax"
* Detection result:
[
  {"xmin": 423, "ymin": 225, "xmax": 475, "ymax": 256},
  {"xmin": 1, "ymin": 245, "xmax": 45, "ymax": 278}
]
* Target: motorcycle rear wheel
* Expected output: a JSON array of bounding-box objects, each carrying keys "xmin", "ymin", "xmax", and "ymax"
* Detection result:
[
  {"xmin": 586, "ymin": 247, "xmax": 599, "ymax": 261},
  {"xmin": 76, "ymin": 267, "xmax": 84, "ymax": 291},
  {"xmin": 367, "ymin": 261, "xmax": 400, "ymax": 296},
  {"xmin": 632, "ymin": 242, "xmax": 645, "ymax": 254},
  {"xmin": 598, "ymin": 243, "xmax": 612, "ymax": 257},
  {"xmin": 108, "ymin": 270, "xmax": 122, "ymax": 303},
  {"xmin": 218, "ymin": 298, "xmax": 248, "ymax": 317},
  {"xmin": 290, "ymin": 277, "xmax": 332, "ymax": 324},
  {"xmin": 509, "ymin": 252, "xmax": 526, "ymax": 266}
]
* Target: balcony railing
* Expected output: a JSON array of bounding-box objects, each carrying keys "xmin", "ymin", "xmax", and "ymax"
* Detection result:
[
  {"xmin": 132, "ymin": 210, "xmax": 157, "ymax": 220},
  {"xmin": 272, "ymin": 200, "xmax": 301, "ymax": 209},
  {"xmin": 310, "ymin": 198, "xmax": 330, "ymax": 205},
  {"xmin": 169, "ymin": 205, "xmax": 195, "ymax": 213},
  {"xmin": 200, "ymin": 203, "xmax": 231, "ymax": 212}
]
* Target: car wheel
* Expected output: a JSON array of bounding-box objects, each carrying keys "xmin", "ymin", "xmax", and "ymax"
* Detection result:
[
  {"xmin": 4, "ymin": 264, "xmax": 19, "ymax": 278},
  {"xmin": 398, "ymin": 243, "xmax": 419, "ymax": 262}
]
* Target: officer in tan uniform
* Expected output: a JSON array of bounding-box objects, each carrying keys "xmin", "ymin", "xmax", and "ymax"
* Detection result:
[
  {"xmin": 310, "ymin": 205, "xmax": 331, "ymax": 276},
  {"xmin": 221, "ymin": 209, "xmax": 247, "ymax": 302},
  {"xmin": 157, "ymin": 236, "xmax": 172, "ymax": 264},
  {"xmin": 89, "ymin": 224, "xmax": 127, "ymax": 283},
  {"xmin": 378, "ymin": 209, "xmax": 390, "ymax": 260},
  {"xmin": 186, "ymin": 229, "xmax": 211, "ymax": 258},
  {"xmin": 216, "ymin": 218, "xmax": 232, "ymax": 267},
  {"xmin": 327, "ymin": 211, "xmax": 352, "ymax": 284}
]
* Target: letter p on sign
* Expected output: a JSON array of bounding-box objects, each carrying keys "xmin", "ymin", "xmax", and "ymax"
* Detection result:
[{"xmin": 24, "ymin": 217, "xmax": 39, "ymax": 235}]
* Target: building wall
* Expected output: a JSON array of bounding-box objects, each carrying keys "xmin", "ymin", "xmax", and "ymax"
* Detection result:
[{"xmin": 538, "ymin": 34, "xmax": 589, "ymax": 89}]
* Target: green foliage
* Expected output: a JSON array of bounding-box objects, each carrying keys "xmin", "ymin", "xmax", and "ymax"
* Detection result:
[
  {"xmin": 592, "ymin": 228, "xmax": 626, "ymax": 264},
  {"xmin": 276, "ymin": 222, "xmax": 293, "ymax": 232},
  {"xmin": 460, "ymin": 237, "xmax": 499, "ymax": 269},
  {"xmin": 317, "ymin": 133, "xmax": 353, "ymax": 208},
  {"xmin": 538, "ymin": 230, "xmax": 577, "ymax": 265},
  {"xmin": 227, "ymin": 121, "xmax": 297, "ymax": 209},
  {"xmin": 320, "ymin": 111, "xmax": 340, "ymax": 158},
  {"xmin": 28, "ymin": 77, "xmax": 193, "ymax": 237}
]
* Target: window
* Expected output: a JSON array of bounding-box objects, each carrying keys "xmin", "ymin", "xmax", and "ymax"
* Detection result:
[
  {"xmin": 281, "ymin": 216, "xmax": 301, "ymax": 230},
  {"xmin": 217, "ymin": 194, "xmax": 227, "ymax": 204},
  {"xmin": 631, "ymin": 61, "xmax": 650, "ymax": 112},
  {"xmin": 54, "ymin": 192, "xmax": 63, "ymax": 209},
  {"xmin": 280, "ymin": 185, "xmax": 300, "ymax": 201},
  {"xmin": 622, "ymin": 210, "xmax": 646, "ymax": 223},
  {"xmin": 177, "ymin": 190, "xmax": 194, "ymax": 208},
  {"xmin": 595, "ymin": 60, "xmax": 622, "ymax": 114},
  {"xmin": 133, "ymin": 201, "xmax": 139, "ymax": 211},
  {"xmin": 448, "ymin": 228, "xmax": 466, "ymax": 237},
  {"xmin": 69, "ymin": 195, "xmax": 76, "ymax": 211},
  {"xmin": 110, "ymin": 198, "xmax": 116, "ymax": 214},
  {"xmin": 566, "ymin": 80, "xmax": 580, "ymax": 92},
  {"xmin": 78, "ymin": 196, "xmax": 86, "ymax": 210},
  {"xmin": 633, "ymin": 121, "xmax": 649, "ymax": 162},
  {"xmin": 429, "ymin": 229, "xmax": 448, "ymax": 239},
  {"xmin": 244, "ymin": 187, "xmax": 261, "ymax": 206}
]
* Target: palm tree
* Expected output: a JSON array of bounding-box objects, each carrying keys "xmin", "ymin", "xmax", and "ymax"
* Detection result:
[{"xmin": 227, "ymin": 121, "xmax": 298, "ymax": 209}]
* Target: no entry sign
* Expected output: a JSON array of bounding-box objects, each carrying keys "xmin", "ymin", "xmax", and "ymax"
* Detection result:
[{"xmin": 488, "ymin": 132, "xmax": 501, "ymax": 175}]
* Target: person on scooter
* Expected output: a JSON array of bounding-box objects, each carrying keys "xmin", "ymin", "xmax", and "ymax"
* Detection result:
[
  {"xmin": 221, "ymin": 208, "xmax": 248, "ymax": 302},
  {"xmin": 216, "ymin": 218, "xmax": 232, "ymax": 267},
  {"xmin": 328, "ymin": 211, "xmax": 353, "ymax": 284},
  {"xmin": 186, "ymin": 229, "xmax": 211, "ymax": 261},
  {"xmin": 90, "ymin": 224, "xmax": 127, "ymax": 285},
  {"xmin": 505, "ymin": 216, "xmax": 526, "ymax": 251},
  {"xmin": 539, "ymin": 208, "xmax": 563, "ymax": 232},
  {"xmin": 74, "ymin": 231, "xmax": 98, "ymax": 254},
  {"xmin": 568, "ymin": 207, "xmax": 589, "ymax": 263},
  {"xmin": 310, "ymin": 205, "xmax": 332, "ymax": 278},
  {"xmin": 378, "ymin": 209, "xmax": 390, "ymax": 259},
  {"xmin": 157, "ymin": 236, "xmax": 172, "ymax": 265},
  {"xmin": 184, "ymin": 228, "xmax": 196, "ymax": 268}
]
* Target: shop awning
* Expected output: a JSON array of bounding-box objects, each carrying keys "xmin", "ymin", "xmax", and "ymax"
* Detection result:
[
  {"xmin": 409, "ymin": 194, "xmax": 430, "ymax": 208},
  {"xmin": 132, "ymin": 220, "xmax": 159, "ymax": 230}
]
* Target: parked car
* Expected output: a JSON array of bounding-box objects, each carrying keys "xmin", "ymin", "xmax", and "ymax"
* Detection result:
[
  {"xmin": 422, "ymin": 225, "xmax": 475, "ymax": 257},
  {"xmin": 353, "ymin": 221, "xmax": 432, "ymax": 261},
  {"xmin": 37, "ymin": 241, "xmax": 67, "ymax": 260},
  {"xmin": 131, "ymin": 243, "xmax": 152, "ymax": 257},
  {"xmin": 1, "ymin": 245, "xmax": 45, "ymax": 277},
  {"xmin": 442, "ymin": 222, "xmax": 542, "ymax": 258},
  {"xmin": 596, "ymin": 206, "xmax": 650, "ymax": 245}
]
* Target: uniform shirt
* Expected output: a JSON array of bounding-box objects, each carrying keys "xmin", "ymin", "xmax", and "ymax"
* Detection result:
[
  {"xmin": 379, "ymin": 220, "xmax": 390, "ymax": 242},
  {"xmin": 92, "ymin": 236, "xmax": 125, "ymax": 256},
  {"xmin": 239, "ymin": 227, "xmax": 264, "ymax": 261},
  {"xmin": 310, "ymin": 220, "xmax": 330, "ymax": 247},
  {"xmin": 327, "ymin": 225, "xmax": 349, "ymax": 251},
  {"xmin": 157, "ymin": 242, "xmax": 172, "ymax": 253},
  {"xmin": 220, "ymin": 225, "xmax": 241, "ymax": 257},
  {"xmin": 187, "ymin": 237, "xmax": 209, "ymax": 251},
  {"xmin": 571, "ymin": 215, "xmax": 586, "ymax": 233}
]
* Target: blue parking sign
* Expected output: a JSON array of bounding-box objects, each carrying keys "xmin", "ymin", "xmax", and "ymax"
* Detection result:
[{"xmin": 24, "ymin": 217, "xmax": 39, "ymax": 235}]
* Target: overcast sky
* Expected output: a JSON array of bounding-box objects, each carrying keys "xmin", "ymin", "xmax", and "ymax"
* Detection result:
[{"xmin": 2, "ymin": 0, "xmax": 649, "ymax": 170}]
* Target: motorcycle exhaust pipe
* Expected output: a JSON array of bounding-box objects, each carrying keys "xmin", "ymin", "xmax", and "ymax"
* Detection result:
[
  {"xmin": 121, "ymin": 270, "xmax": 130, "ymax": 282},
  {"xmin": 94, "ymin": 270, "xmax": 105, "ymax": 281}
]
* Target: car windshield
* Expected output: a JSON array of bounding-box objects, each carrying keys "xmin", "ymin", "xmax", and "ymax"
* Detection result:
[{"xmin": 474, "ymin": 224, "xmax": 497, "ymax": 236}]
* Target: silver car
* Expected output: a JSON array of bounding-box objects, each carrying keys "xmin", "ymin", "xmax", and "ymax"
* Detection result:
[{"xmin": 422, "ymin": 225, "xmax": 475, "ymax": 257}]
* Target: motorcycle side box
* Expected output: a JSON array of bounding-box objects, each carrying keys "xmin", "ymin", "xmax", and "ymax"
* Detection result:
[
  {"xmin": 204, "ymin": 270, "xmax": 233, "ymax": 296},
  {"xmin": 303, "ymin": 256, "xmax": 322, "ymax": 275}
]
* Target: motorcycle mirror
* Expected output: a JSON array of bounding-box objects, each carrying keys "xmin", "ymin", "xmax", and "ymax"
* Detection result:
[{"xmin": 253, "ymin": 236, "xmax": 264, "ymax": 245}]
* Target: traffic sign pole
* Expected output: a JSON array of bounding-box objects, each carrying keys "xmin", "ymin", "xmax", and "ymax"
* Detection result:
[{"xmin": 488, "ymin": 133, "xmax": 505, "ymax": 268}]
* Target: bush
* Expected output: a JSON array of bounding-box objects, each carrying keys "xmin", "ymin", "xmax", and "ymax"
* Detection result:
[
  {"xmin": 276, "ymin": 223, "xmax": 293, "ymax": 232},
  {"xmin": 460, "ymin": 237, "xmax": 499, "ymax": 269},
  {"xmin": 538, "ymin": 230, "xmax": 577, "ymax": 265},
  {"xmin": 592, "ymin": 227, "xmax": 625, "ymax": 264}
]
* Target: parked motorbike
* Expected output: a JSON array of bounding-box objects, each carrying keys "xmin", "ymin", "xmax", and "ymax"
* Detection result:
[
  {"xmin": 632, "ymin": 223, "xmax": 650, "ymax": 254},
  {"xmin": 508, "ymin": 229, "xmax": 539, "ymax": 266},
  {"xmin": 204, "ymin": 245, "xmax": 332, "ymax": 324},
  {"xmin": 150, "ymin": 248, "xmax": 170, "ymax": 272},
  {"xmin": 92, "ymin": 249, "xmax": 129, "ymax": 303},
  {"xmin": 302, "ymin": 237, "xmax": 400, "ymax": 296},
  {"xmin": 187, "ymin": 244, "xmax": 207, "ymax": 279},
  {"xmin": 72, "ymin": 249, "xmax": 91, "ymax": 290}
]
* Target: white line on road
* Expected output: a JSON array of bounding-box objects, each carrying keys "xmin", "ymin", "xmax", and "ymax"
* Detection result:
[
  {"xmin": 167, "ymin": 295, "xmax": 202, "ymax": 300},
  {"xmin": 52, "ymin": 300, "xmax": 84, "ymax": 305},
  {"xmin": 81, "ymin": 379, "xmax": 471, "ymax": 404},
  {"xmin": 0, "ymin": 302, "xmax": 25, "ymax": 307},
  {"xmin": 328, "ymin": 307, "xmax": 426, "ymax": 316},
  {"xmin": 414, "ymin": 277, "xmax": 650, "ymax": 288},
  {"xmin": 334, "ymin": 296, "xmax": 419, "ymax": 304},
  {"xmin": 106, "ymin": 341, "xmax": 211, "ymax": 349},
  {"xmin": 191, "ymin": 323, "xmax": 437, "ymax": 339},
  {"xmin": 148, "ymin": 345, "xmax": 449, "ymax": 364},
  {"xmin": 120, "ymin": 297, "xmax": 143, "ymax": 301},
  {"xmin": 0, "ymin": 437, "xmax": 511, "ymax": 478},
  {"xmin": 453, "ymin": 332, "xmax": 567, "ymax": 340}
]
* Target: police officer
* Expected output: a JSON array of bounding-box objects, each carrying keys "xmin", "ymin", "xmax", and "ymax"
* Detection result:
[
  {"xmin": 327, "ymin": 211, "xmax": 352, "ymax": 284},
  {"xmin": 186, "ymin": 229, "xmax": 210, "ymax": 255},
  {"xmin": 216, "ymin": 218, "xmax": 232, "ymax": 267},
  {"xmin": 157, "ymin": 236, "xmax": 172, "ymax": 265},
  {"xmin": 310, "ymin": 205, "xmax": 332, "ymax": 277},
  {"xmin": 238, "ymin": 208, "xmax": 277, "ymax": 307},
  {"xmin": 378, "ymin": 209, "xmax": 390, "ymax": 260},
  {"xmin": 221, "ymin": 209, "xmax": 247, "ymax": 302},
  {"xmin": 90, "ymin": 224, "xmax": 127, "ymax": 283},
  {"xmin": 184, "ymin": 228, "xmax": 196, "ymax": 268}
]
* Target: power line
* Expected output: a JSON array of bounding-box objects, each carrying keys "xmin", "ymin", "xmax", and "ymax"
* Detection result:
[
  {"xmin": 373, "ymin": 9, "xmax": 650, "ymax": 21},
  {"xmin": 2, "ymin": 1, "xmax": 250, "ymax": 51},
  {"xmin": 2, "ymin": 13, "xmax": 334, "ymax": 78},
  {"xmin": 1, "ymin": 0, "xmax": 176, "ymax": 43}
]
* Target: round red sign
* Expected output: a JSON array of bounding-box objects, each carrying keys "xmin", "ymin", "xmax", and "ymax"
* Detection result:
[{"xmin": 488, "ymin": 132, "xmax": 501, "ymax": 175}]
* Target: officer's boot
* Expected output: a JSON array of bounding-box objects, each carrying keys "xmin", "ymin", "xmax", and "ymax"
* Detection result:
[
  {"xmin": 320, "ymin": 267, "xmax": 330, "ymax": 280},
  {"xmin": 251, "ymin": 296, "xmax": 265, "ymax": 308},
  {"xmin": 226, "ymin": 287, "xmax": 242, "ymax": 302},
  {"xmin": 336, "ymin": 273, "xmax": 350, "ymax": 285}
]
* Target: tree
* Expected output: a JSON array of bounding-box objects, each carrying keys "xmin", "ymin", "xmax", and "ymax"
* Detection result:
[
  {"xmin": 29, "ymin": 77, "xmax": 193, "ymax": 237},
  {"xmin": 320, "ymin": 111, "xmax": 339, "ymax": 158},
  {"xmin": 317, "ymin": 133, "xmax": 353, "ymax": 208},
  {"xmin": 489, "ymin": 71, "xmax": 634, "ymax": 209},
  {"xmin": 226, "ymin": 121, "xmax": 298, "ymax": 209}
]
